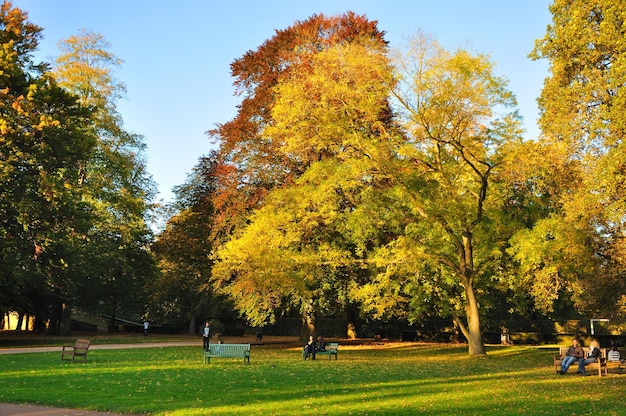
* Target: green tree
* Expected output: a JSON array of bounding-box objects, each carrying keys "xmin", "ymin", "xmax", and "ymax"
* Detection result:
[
  {"xmin": 51, "ymin": 29, "xmax": 157, "ymax": 330},
  {"xmin": 0, "ymin": 1, "xmax": 97, "ymax": 331},
  {"xmin": 372, "ymin": 33, "xmax": 524, "ymax": 355},
  {"xmin": 152, "ymin": 154, "xmax": 234, "ymax": 334}
]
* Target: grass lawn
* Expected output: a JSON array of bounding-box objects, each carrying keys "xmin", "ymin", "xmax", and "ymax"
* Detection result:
[{"xmin": 0, "ymin": 339, "xmax": 625, "ymax": 415}]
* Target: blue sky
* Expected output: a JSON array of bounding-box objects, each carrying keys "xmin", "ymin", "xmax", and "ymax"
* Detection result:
[{"xmin": 13, "ymin": 0, "xmax": 552, "ymax": 204}]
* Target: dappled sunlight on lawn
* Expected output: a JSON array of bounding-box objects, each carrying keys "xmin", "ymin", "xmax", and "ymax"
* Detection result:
[{"xmin": 2, "ymin": 343, "xmax": 625, "ymax": 415}]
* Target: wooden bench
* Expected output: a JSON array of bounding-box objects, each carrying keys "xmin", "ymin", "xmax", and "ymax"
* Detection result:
[
  {"xmin": 554, "ymin": 346, "xmax": 607, "ymax": 376},
  {"xmin": 61, "ymin": 339, "xmax": 90, "ymax": 363},
  {"xmin": 204, "ymin": 343, "xmax": 250, "ymax": 365},
  {"xmin": 302, "ymin": 342, "xmax": 339, "ymax": 360}
]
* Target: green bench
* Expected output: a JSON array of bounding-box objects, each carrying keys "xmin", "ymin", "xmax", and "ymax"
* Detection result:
[
  {"xmin": 204, "ymin": 343, "xmax": 250, "ymax": 365},
  {"xmin": 302, "ymin": 342, "xmax": 339, "ymax": 360}
]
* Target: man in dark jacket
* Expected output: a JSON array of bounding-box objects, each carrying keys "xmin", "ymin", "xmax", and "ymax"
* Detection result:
[{"xmin": 559, "ymin": 338, "xmax": 584, "ymax": 374}]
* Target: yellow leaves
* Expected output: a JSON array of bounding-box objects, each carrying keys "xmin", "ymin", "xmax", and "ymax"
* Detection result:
[
  {"xmin": 35, "ymin": 114, "xmax": 60, "ymax": 130},
  {"xmin": 10, "ymin": 92, "xmax": 25, "ymax": 113},
  {"xmin": 267, "ymin": 41, "xmax": 393, "ymax": 165}
]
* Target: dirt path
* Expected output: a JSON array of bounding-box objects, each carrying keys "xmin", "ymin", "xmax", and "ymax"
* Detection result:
[
  {"xmin": 0, "ymin": 341, "xmax": 199, "ymax": 355},
  {"xmin": 0, "ymin": 402, "xmax": 131, "ymax": 416}
]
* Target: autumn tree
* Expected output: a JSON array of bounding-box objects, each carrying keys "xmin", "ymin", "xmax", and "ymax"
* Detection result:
[
  {"xmin": 208, "ymin": 13, "xmax": 388, "ymax": 338},
  {"xmin": 513, "ymin": 0, "xmax": 626, "ymax": 320},
  {"xmin": 215, "ymin": 30, "xmax": 524, "ymax": 355},
  {"xmin": 208, "ymin": 12, "xmax": 386, "ymax": 237},
  {"xmin": 368, "ymin": 33, "xmax": 524, "ymax": 355},
  {"xmin": 265, "ymin": 32, "xmax": 523, "ymax": 355}
]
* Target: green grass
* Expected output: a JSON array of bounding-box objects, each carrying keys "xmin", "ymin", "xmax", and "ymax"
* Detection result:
[{"xmin": 1, "ymin": 342, "xmax": 625, "ymax": 415}]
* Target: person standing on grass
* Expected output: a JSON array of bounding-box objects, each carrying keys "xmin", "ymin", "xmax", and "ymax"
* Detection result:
[
  {"xmin": 203, "ymin": 321, "xmax": 211, "ymax": 351},
  {"xmin": 577, "ymin": 338, "xmax": 601, "ymax": 376},
  {"xmin": 559, "ymin": 338, "xmax": 584, "ymax": 374},
  {"xmin": 143, "ymin": 320, "xmax": 149, "ymax": 336}
]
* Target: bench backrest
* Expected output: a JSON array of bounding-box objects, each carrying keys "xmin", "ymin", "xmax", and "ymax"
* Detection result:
[
  {"xmin": 557, "ymin": 346, "xmax": 606, "ymax": 359},
  {"xmin": 75, "ymin": 339, "xmax": 90, "ymax": 351},
  {"xmin": 327, "ymin": 342, "xmax": 339, "ymax": 351},
  {"xmin": 208, "ymin": 343, "xmax": 250, "ymax": 355}
]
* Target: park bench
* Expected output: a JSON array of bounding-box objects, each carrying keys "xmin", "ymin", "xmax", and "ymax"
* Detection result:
[
  {"xmin": 61, "ymin": 339, "xmax": 90, "ymax": 363},
  {"xmin": 553, "ymin": 346, "xmax": 607, "ymax": 376},
  {"xmin": 302, "ymin": 342, "xmax": 339, "ymax": 360},
  {"xmin": 204, "ymin": 343, "xmax": 250, "ymax": 365}
]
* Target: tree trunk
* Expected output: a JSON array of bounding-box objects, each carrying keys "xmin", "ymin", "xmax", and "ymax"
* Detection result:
[
  {"xmin": 15, "ymin": 313, "xmax": 23, "ymax": 331},
  {"xmin": 458, "ymin": 231, "xmax": 486, "ymax": 355},
  {"xmin": 464, "ymin": 284, "xmax": 486, "ymax": 355},
  {"xmin": 108, "ymin": 300, "xmax": 117, "ymax": 333},
  {"xmin": 47, "ymin": 303, "xmax": 60, "ymax": 334},
  {"xmin": 298, "ymin": 300, "xmax": 316, "ymax": 343},
  {"xmin": 59, "ymin": 303, "xmax": 71, "ymax": 336},
  {"xmin": 188, "ymin": 315, "xmax": 197, "ymax": 335}
]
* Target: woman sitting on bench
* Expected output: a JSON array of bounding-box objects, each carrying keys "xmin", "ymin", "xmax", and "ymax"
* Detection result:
[
  {"xmin": 303, "ymin": 335, "xmax": 317, "ymax": 360},
  {"xmin": 577, "ymin": 338, "xmax": 601, "ymax": 376}
]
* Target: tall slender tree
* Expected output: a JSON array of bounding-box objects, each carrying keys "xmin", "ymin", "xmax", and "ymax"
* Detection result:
[{"xmin": 52, "ymin": 29, "xmax": 157, "ymax": 330}]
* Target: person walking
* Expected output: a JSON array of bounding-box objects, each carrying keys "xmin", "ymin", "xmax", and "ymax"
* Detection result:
[{"xmin": 202, "ymin": 321, "xmax": 211, "ymax": 351}]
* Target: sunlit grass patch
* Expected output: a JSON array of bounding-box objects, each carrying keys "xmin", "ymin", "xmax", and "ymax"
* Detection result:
[{"xmin": 0, "ymin": 342, "xmax": 625, "ymax": 415}]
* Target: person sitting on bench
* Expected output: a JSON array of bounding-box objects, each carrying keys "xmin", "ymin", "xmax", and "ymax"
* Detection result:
[
  {"xmin": 558, "ymin": 337, "xmax": 584, "ymax": 374},
  {"xmin": 607, "ymin": 344, "xmax": 623, "ymax": 363},
  {"xmin": 316, "ymin": 335, "xmax": 326, "ymax": 352},
  {"xmin": 577, "ymin": 339, "xmax": 601, "ymax": 376},
  {"xmin": 303, "ymin": 335, "xmax": 317, "ymax": 360}
]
